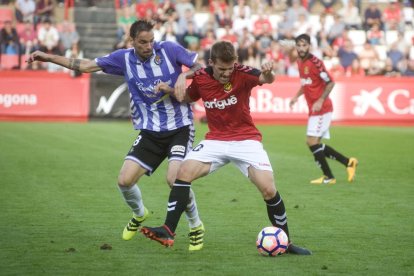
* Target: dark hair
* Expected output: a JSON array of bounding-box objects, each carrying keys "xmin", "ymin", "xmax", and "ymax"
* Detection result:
[
  {"xmin": 129, "ymin": 20, "xmax": 154, "ymax": 39},
  {"xmin": 295, "ymin": 33, "xmax": 311, "ymax": 45},
  {"xmin": 210, "ymin": 41, "xmax": 237, "ymax": 62}
]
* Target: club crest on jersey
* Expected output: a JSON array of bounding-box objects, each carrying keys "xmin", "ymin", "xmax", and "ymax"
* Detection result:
[
  {"xmin": 154, "ymin": 55, "xmax": 162, "ymax": 65},
  {"xmin": 304, "ymin": 66, "xmax": 309, "ymax": 74},
  {"xmin": 223, "ymin": 82, "xmax": 232, "ymax": 93}
]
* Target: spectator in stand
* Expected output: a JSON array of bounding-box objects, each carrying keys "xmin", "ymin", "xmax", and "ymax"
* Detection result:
[
  {"xmin": 35, "ymin": 0, "xmax": 55, "ymax": 29},
  {"xmin": 366, "ymin": 22, "xmax": 384, "ymax": 45},
  {"xmin": 0, "ymin": 20, "xmax": 22, "ymax": 69},
  {"xmin": 327, "ymin": 13, "xmax": 346, "ymax": 45},
  {"xmin": 135, "ymin": 0, "xmax": 157, "ymax": 19},
  {"xmin": 380, "ymin": 57, "xmax": 401, "ymax": 77},
  {"xmin": 237, "ymin": 26, "xmax": 257, "ymax": 64},
  {"xmin": 277, "ymin": 12, "xmax": 295, "ymax": 40},
  {"xmin": 285, "ymin": 0, "xmax": 308, "ymax": 28},
  {"xmin": 19, "ymin": 20, "xmax": 39, "ymax": 69},
  {"xmin": 395, "ymin": 31, "xmax": 410, "ymax": 57},
  {"xmin": 176, "ymin": 7, "xmax": 195, "ymax": 37},
  {"xmin": 116, "ymin": 5, "xmax": 137, "ymax": 43},
  {"xmin": 337, "ymin": 0, "xmax": 362, "ymax": 30},
  {"xmin": 37, "ymin": 18, "xmax": 60, "ymax": 55},
  {"xmin": 232, "ymin": 0, "xmax": 251, "ymax": 21},
  {"xmin": 157, "ymin": 0, "xmax": 177, "ymax": 23},
  {"xmin": 175, "ymin": 0, "xmax": 195, "ymax": 21},
  {"xmin": 317, "ymin": 30, "xmax": 335, "ymax": 58},
  {"xmin": 293, "ymin": 13, "xmax": 312, "ymax": 37},
  {"xmin": 266, "ymin": 41, "xmax": 286, "ymax": 75},
  {"xmin": 357, "ymin": 41, "xmax": 379, "ymax": 74},
  {"xmin": 402, "ymin": 59, "xmax": 414, "ymax": 76},
  {"xmin": 382, "ymin": 0, "xmax": 403, "ymax": 31},
  {"xmin": 64, "ymin": 41, "xmax": 83, "ymax": 77},
  {"xmin": 221, "ymin": 23, "xmax": 238, "ymax": 45},
  {"xmin": 307, "ymin": 0, "xmax": 337, "ymax": 13},
  {"xmin": 344, "ymin": 58, "xmax": 365, "ymax": 77},
  {"xmin": 210, "ymin": 0, "xmax": 231, "ymax": 28},
  {"xmin": 336, "ymin": 38, "xmax": 357, "ymax": 71},
  {"xmin": 15, "ymin": 0, "xmax": 36, "ymax": 24},
  {"xmin": 256, "ymin": 24, "xmax": 274, "ymax": 60},
  {"xmin": 387, "ymin": 42, "xmax": 405, "ymax": 71},
  {"xmin": 182, "ymin": 21, "xmax": 201, "ymax": 51},
  {"xmin": 161, "ymin": 22, "xmax": 178, "ymax": 43},
  {"xmin": 200, "ymin": 28, "xmax": 216, "ymax": 64},
  {"xmin": 58, "ymin": 21, "xmax": 80, "ymax": 54},
  {"xmin": 363, "ymin": 0, "xmax": 383, "ymax": 31},
  {"xmin": 232, "ymin": 7, "xmax": 252, "ymax": 36},
  {"xmin": 252, "ymin": 13, "xmax": 272, "ymax": 37}
]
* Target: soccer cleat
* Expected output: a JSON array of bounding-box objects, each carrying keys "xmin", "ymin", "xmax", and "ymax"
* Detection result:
[
  {"xmin": 310, "ymin": 176, "xmax": 336, "ymax": 185},
  {"xmin": 287, "ymin": 243, "xmax": 312, "ymax": 255},
  {"xmin": 122, "ymin": 207, "xmax": 149, "ymax": 241},
  {"xmin": 188, "ymin": 222, "xmax": 205, "ymax": 251},
  {"xmin": 347, "ymin": 157, "xmax": 358, "ymax": 182},
  {"xmin": 141, "ymin": 225, "xmax": 175, "ymax": 247}
]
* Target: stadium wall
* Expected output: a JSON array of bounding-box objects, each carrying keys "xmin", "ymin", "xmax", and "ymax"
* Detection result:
[{"xmin": 0, "ymin": 72, "xmax": 413, "ymax": 126}]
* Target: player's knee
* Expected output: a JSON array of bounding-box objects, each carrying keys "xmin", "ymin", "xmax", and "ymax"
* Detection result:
[
  {"xmin": 117, "ymin": 173, "xmax": 135, "ymax": 187},
  {"xmin": 261, "ymin": 186, "xmax": 277, "ymax": 200}
]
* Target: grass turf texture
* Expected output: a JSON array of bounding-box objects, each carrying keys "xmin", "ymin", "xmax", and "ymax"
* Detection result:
[{"xmin": 0, "ymin": 121, "xmax": 413, "ymax": 275}]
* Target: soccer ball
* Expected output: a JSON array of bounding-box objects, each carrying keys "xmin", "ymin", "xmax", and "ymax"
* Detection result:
[{"xmin": 256, "ymin": 226, "xmax": 289, "ymax": 256}]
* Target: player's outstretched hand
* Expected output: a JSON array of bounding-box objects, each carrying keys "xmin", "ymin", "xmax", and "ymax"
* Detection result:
[
  {"xmin": 27, "ymin": 50, "xmax": 49, "ymax": 64},
  {"xmin": 261, "ymin": 61, "xmax": 274, "ymax": 74},
  {"xmin": 174, "ymin": 73, "xmax": 187, "ymax": 102},
  {"xmin": 154, "ymin": 82, "xmax": 174, "ymax": 95}
]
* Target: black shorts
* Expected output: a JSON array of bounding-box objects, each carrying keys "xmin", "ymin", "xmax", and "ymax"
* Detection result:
[{"xmin": 125, "ymin": 125, "xmax": 194, "ymax": 175}]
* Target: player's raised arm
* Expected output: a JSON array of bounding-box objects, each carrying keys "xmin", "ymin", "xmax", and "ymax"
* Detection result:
[
  {"xmin": 27, "ymin": 50, "xmax": 102, "ymax": 73},
  {"xmin": 259, "ymin": 61, "xmax": 275, "ymax": 84},
  {"xmin": 154, "ymin": 82, "xmax": 193, "ymax": 103},
  {"xmin": 174, "ymin": 62, "xmax": 203, "ymax": 102}
]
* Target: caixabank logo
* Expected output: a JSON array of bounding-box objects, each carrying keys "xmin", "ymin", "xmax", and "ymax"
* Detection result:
[{"xmin": 351, "ymin": 87, "xmax": 414, "ymax": 116}]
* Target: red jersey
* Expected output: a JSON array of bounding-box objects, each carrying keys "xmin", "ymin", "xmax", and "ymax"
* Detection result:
[
  {"xmin": 297, "ymin": 54, "xmax": 333, "ymax": 115},
  {"xmin": 188, "ymin": 64, "xmax": 263, "ymax": 141}
]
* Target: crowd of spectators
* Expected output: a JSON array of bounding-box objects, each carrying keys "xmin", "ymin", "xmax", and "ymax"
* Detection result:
[
  {"xmin": 0, "ymin": 0, "xmax": 80, "ymax": 70},
  {"xmin": 111, "ymin": 0, "xmax": 414, "ymax": 77},
  {"xmin": 1, "ymin": 0, "xmax": 413, "ymax": 77}
]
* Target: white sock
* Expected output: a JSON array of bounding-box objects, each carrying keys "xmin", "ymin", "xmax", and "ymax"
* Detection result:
[
  {"xmin": 118, "ymin": 184, "xmax": 145, "ymax": 217},
  {"xmin": 185, "ymin": 188, "xmax": 202, "ymax": 229}
]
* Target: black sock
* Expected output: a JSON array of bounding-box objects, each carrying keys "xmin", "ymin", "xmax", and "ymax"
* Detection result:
[
  {"xmin": 309, "ymin": 144, "xmax": 334, "ymax": 179},
  {"xmin": 164, "ymin": 179, "xmax": 191, "ymax": 233},
  {"xmin": 323, "ymin": 144, "xmax": 349, "ymax": 166},
  {"xmin": 265, "ymin": 192, "xmax": 290, "ymax": 239}
]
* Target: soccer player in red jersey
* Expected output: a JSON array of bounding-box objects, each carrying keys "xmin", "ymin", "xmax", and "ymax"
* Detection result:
[
  {"xmin": 289, "ymin": 33, "xmax": 358, "ymax": 185},
  {"xmin": 141, "ymin": 40, "xmax": 311, "ymax": 255}
]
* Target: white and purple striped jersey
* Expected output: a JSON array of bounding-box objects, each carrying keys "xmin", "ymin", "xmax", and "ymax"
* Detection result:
[{"xmin": 95, "ymin": 41, "xmax": 197, "ymax": 132}]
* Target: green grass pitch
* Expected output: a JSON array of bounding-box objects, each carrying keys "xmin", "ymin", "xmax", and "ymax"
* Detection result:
[{"xmin": 0, "ymin": 121, "xmax": 413, "ymax": 275}]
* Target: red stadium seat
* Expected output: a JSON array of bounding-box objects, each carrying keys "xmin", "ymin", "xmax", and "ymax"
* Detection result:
[
  {"xmin": 0, "ymin": 7, "xmax": 13, "ymax": 23},
  {"xmin": 0, "ymin": 54, "xmax": 20, "ymax": 70}
]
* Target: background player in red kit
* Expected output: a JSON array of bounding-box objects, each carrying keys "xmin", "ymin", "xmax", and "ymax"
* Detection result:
[
  {"xmin": 141, "ymin": 40, "xmax": 311, "ymax": 255},
  {"xmin": 289, "ymin": 33, "xmax": 358, "ymax": 185}
]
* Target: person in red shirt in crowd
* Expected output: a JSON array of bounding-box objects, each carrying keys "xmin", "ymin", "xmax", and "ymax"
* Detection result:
[
  {"xmin": 141, "ymin": 40, "xmax": 312, "ymax": 255},
  {"xmin": 135, "ymin": 0, "xmax": 157, "ymax": 19},
  {"xmin": 382, "ymin": 0, "xmax": 402, "ymax": 31},
  {"xmin": 209, "ymin": 0, "xmax": 231, "ymax": 27},
  {"xmin": 253, "ymin": 14, "xmax": 273, "ymax": 37},
  {"xmin": 289, "ymin": 33, "xmax": 358, "ymax": 185},
  {"xmin": 220, "ymin": 23, "xmax": 238, "ymax": 44}
]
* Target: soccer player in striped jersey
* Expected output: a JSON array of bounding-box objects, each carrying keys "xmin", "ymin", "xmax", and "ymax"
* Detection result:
[
  {"xmin": 289, "ymin": 33, "xmax": 358, "ymax": 185},
  {"xmin": 27, "ymin": 20, "xmax": 205, "ymax": 250},
  {"xmin": 141, "ymin": 40, "xmax": 311, "ymax": 255}
]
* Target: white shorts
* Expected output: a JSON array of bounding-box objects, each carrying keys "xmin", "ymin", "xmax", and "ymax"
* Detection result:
[
  {"xmin": 307, "ymin": 112, "xmax": 332, "ymax": 139},
  {"xmin": 185, "ymin": 140, "xmax": 273, "ymax": 177}
]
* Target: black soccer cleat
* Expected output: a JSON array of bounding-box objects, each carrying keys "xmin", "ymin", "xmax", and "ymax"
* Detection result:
[
  {"xmin": 287, "ymin": 243, "xmax": 312, "ymax": 255},
  {"xmin": 141, "ymin": 225, "xmax": 175, "ymax": 247}
]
